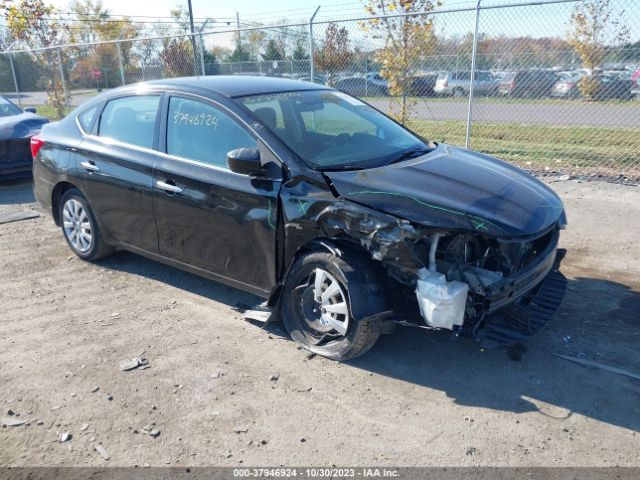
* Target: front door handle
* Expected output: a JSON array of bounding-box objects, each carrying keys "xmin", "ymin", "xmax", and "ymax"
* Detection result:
[
  {"xmin": 156, "ymin": 180, "xmax": 183, "ymax": 194},
  {"xmin": 80, "ymin": 161, "xmax": 99, "ymax": 173}
]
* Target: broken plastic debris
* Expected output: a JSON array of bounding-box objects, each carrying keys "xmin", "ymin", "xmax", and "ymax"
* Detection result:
[
  {"xmin": 95, "ymin": 444, "xmax": 110, "ymax": 460},
  {"xmin": 1, "ymin": 417, "xmax": 27, "ymax": 427},
  {"xmin": 141, "ymin": 424, "xmax": 161, "ymax": 438},
  {"xmin": 118, "ymin": 357, "xmax": 150, "ymax": 371},
  {"xmin": 234, "ymin": 303, "xmax": 274, "ymax": 323}
]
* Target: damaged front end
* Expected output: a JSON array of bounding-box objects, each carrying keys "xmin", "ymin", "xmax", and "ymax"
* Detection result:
[{"xmin": 317, "ymin": 200, "xmax": 566, "ymax": 348}]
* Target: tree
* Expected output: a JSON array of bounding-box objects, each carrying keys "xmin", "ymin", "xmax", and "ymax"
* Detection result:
[
  {"xmin": 68, "ymin": 0, "xmax": 109, "ymax": 45},
  {"xmin": 1, "ymin": 0, "xmax": 68, "ymax": 117},
  {"xmin": 314, "ymin": 22, "xmax": 352, "ymax": 87},
  {"xmin": 229, "ymin": 43, "xmax": 252, "ymax": 63},
  {"xmin": 160, "ymin": 37, "xmax": 194, "ymax": 77},
  {"xmin": 202, "ymin": 49, "xmax": 220, "ymax": 75},
  {"xmin": 363, "ymin": 0, "xmax": 438, "ymax": 123},
  {"xmin": 67, "ymin": 0, "xmax": 140, "ymax": 89},
  {"xmin": 245, "ymin": 29, "xmax": 267, "ymax": 61},
  {"xmin": 272, "ymin": 17, "xmax": 291, "ymax": 57},
  {"xmin": 292, "ymin": 39, "xmax": 308, "ymax": 61},
  {"xmin": 262, "ymin": 39, "xmax": 283, "ymax": 61},
  {"xmin": 567, "ymin": 0, "xmax": 629, "ymax": 97}
]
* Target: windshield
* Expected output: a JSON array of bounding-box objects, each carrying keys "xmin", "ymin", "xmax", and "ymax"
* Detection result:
[
  {"xmin": 238, "ymin": 90, "xmax": 429, "ymax": 170},
  {"xmin": 0, "ymin": 97, "xmax": 22, "ymax": 117}
]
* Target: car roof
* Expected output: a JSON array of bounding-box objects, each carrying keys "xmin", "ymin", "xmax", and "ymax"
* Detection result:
[{"xmin": 142, "ymin": 75, "xmax": 331, "ymax": 98}]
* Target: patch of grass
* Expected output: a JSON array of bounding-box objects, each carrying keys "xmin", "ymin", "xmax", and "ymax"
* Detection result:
[
  {"xmin": 23, "ymin": 104, "xmax": 72, "ymax": 121},
  {"xmin": 408, "ymin": 119, "xmax": 640, "ymax": 173}
]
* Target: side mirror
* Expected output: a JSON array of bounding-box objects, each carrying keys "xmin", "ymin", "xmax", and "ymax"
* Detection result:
[
  {"xmin": 227, "ymin": 148, "xmax": 262, "ymax": 176},
  {"xmin": 25, "ymin": 107, "xmax": 37, "ymax": 113}
]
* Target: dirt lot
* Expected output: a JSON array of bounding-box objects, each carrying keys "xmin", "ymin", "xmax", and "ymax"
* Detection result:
[{"xmin": 0, "ymin": 177, "xmax": 639, "ymax": 467}]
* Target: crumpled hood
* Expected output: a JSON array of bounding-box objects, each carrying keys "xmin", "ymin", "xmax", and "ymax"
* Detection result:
[
  {"xmin": 324, "ymin": 144, "xmax": 565, "ymax": 237},
  {"xmin": 0, "ymin": 112, "xmax": 48, "ymax": 140}
]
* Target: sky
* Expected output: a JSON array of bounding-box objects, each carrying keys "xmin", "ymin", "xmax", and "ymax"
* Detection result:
[{"xmin": 41, "ymin": 0, "xmax": 639, "ymax": 45}]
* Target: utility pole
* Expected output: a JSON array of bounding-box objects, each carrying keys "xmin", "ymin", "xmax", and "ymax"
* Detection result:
[
  {"xmin": 187, "ymin": 0, "xmax": 198, "ymax": 75},
  {"xmin": 236, "ymin": 11, "xmax": 241, "ymax": 48},
  {"xmin": 308, "ymin": 6, "xmax": 320, "ymax": 83},
  {"xmin": 199, "ymin": 18, "xmax": 212, "ymax": 76},
  {"xmin": 465, "ymin": 0, "xmax": 482, "ymax": 149}
]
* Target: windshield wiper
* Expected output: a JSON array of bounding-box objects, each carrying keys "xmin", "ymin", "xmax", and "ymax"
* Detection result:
[
  {"xmin": 384, "ymin": 146, "xmax": 433, "ymax": 166},
  {"xmin": 319, "ymin": 165, "xmax": 366, "ymax": 172}
]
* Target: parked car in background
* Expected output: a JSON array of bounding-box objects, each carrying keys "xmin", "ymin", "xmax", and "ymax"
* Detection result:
[
  {"xmin": 298, "ymin": 74, "xmax": 326, "ymax": 85},
  {"xmin": 365, "ymin": 72, "xmax": 389, "ymax": 92},
  {"xmin": 411, "ymin": 73, "xmax": 439, "ymax": 96},
  {"xmin": 233, "ymin": 71, "xmax": 268, "ymax": 77},
  {"xmin": 632, "ymin": 69, "xmax": 640, "ymax": 99},
  {"xmin": 335, "ymin": 76, "xmax": 388, "ymax": 97},
  {"xmin": 592, "ymin": 73, "xmax": 634, "ymax": 100},
  {"xmin": 0, "ymin": 96, "xmax": 48, "ymax": 179},
  {"xmin": 631, "ymin": 68, "xmax": 640, "ymax": 93},
  {"xmin": 434, "ymin": 70, "xmax": 497, "ymax": 97},
  {"xmin": 551, "ymin": 73, "xmax": 584, "ymax": 98},
  {"xmin": 499, "ymin": 70, "xmax": 558, "ymax": 98},
  {"xmin": 32, "ymin": 76, "xmax": 566, "ymax": 360}
]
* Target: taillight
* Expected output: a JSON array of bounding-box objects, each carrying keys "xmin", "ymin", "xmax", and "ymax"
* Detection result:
[
  {"xmin": 30, "ymin": 135, "xmax": 44, "ymax": 159},
  {"xmin": 510, "ymin": 81, "xmax": 515, "ymax": 89}
]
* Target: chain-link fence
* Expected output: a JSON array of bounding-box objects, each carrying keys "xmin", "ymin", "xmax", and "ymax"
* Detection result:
[{"xmin": 1, "ymin": 0, "xmax": 639, "ymax": 180}]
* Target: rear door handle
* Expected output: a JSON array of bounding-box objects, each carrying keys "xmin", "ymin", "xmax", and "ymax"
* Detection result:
[
  {"xmin": 80, "ymin": 161, "xmax": 99, "ymax": 172},
  {"xmin": 156, "ymin": 180, "xmax": 183, "ymax": 194}
]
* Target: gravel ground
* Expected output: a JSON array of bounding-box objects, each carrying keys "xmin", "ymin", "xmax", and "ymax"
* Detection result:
[{"xmin": 0, "ymin": 177, "xmax": 639, "ymax": 467}]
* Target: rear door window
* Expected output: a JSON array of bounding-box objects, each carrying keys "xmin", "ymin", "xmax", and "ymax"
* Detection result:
[{"xmin": 98, "ymin": 95, "xmax": 160, "ymax": 149}]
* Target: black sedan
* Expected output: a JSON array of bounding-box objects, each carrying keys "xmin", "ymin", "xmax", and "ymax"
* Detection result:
[
  {"xmin": 32, "ymin": 76, "xmax": 567, "ymax": 360},
  {"xmin": 0, "ymin": 96, "xmax": 48, "ymax": 179}
]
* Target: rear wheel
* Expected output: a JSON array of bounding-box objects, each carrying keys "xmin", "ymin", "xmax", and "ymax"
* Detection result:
[
  {"xmin": 60, "ymin": 189, "xmax": 114, "ymax": 261},
  {"xmin": 452, "ymin": 87, "xmax": 465, "ymax": 97},
  {"xmin": 281, "ymin": 251, "xmax": 380, "ymax": 361}
]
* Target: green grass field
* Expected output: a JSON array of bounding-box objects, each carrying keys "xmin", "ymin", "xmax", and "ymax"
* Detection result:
[{"xmin": 407, "ymin": 120, "xmax": 639, "ymax": 174}]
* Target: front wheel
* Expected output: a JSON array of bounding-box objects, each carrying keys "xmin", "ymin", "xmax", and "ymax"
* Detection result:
[
  {"xmin": 281, "ymin": 251, "xmax": 380, "ymax": 361},
  {"xmin": 60, "ymin": 189, "xmax": 114, "ymax": 261}
]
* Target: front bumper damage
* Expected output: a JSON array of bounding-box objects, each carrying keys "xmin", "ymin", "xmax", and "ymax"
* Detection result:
[
  {"xmin": 412, "ymin": 229, "xmax": 565, "ymax": 348},
  {"xmin": 316, "ymin": 200, "xmax": 566, "ymax": 348},
  {"xmin": 474, "ymin": 250, "xmax": 566, "ymax": 348}
]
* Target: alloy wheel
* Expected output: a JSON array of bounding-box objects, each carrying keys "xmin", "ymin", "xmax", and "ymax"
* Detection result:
[{"xmin": 62, "ymin": 198, "xmax": 93, "ymax": 253}]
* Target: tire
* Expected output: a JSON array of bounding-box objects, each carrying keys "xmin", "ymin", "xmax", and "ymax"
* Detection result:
[
  {"xmin": 452, "ymin": 87, "xmax": 465, "ymax": 97},
  {"xmin": 281, "ymin": 251, "xmax": 381, "ymax": 361},
  {"xmin": 59, "ymin": 188, "xmax": 114, "ymax": 261}
]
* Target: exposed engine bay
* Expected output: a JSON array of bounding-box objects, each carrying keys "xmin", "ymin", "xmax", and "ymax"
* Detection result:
[{"xmin": 415, "ymin": 227, "xmax": 560, "ymax": 331}]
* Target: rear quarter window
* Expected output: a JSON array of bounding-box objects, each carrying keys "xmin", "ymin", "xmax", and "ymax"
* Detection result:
[{"xmin": 77, "ymin": 105, "xmax": 99, "ymax": 133}]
